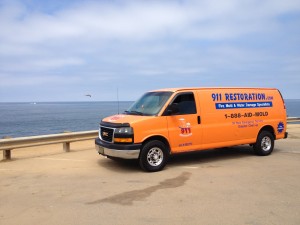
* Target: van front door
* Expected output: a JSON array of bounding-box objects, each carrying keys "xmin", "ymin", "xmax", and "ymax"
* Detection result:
[{"xmin": 164, "ymin": 92, "xmax": 202, "ymax": 153}]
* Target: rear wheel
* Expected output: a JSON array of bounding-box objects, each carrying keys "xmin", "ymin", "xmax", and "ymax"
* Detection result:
[
  {"xmin": 139, "ymin": 140, "xmax": 168, "ymax": 172},
  {"xmin": 253, "ymin": 131, "xmax": 274, "ymax": 156}
]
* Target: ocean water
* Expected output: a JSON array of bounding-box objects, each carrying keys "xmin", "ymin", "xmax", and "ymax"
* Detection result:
[
  {"xmin": 285, "ymin": 99, "xmax": 300, "ymax": 117},
  {"xmin": 0, "ymin": 101, "xmax": 133, "ymax": 138},
  {"xmin": 0, "ymin": 100, "xmax": 299, "ymax": 138}
]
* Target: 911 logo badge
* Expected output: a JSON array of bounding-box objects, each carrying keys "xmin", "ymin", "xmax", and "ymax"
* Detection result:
[
  {"xmin": 109, "ymin": 115, "xmax": 125, "ymax": 121},
  {"xmin": 179, "ymin": 118, "xmax": 192, "ymax": 137}
]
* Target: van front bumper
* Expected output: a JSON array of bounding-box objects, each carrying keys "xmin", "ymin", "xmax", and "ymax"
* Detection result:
[{"xmin": 95, "ymin": 138, "xmax": 141, "ymax": 159}]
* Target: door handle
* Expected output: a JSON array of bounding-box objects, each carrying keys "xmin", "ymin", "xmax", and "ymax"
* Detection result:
[{"xmin": 197, "ymin": 116, "xmax": 201, "ymax": 124}]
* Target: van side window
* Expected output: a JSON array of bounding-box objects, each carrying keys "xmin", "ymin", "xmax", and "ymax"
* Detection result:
[{"xmin": 172, "ymin": 93, "xmax": 197, "ymax": 115}]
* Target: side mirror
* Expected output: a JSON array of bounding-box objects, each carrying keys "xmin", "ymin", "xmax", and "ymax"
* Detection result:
[{"xmin": 167, "ymin": 103, "xmax": 179, "ymax": 115}]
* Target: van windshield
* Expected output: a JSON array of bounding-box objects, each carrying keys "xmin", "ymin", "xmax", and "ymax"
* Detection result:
[{"xmin": 125, "ymin": 92, "xmax": 172, "ymax": 116}]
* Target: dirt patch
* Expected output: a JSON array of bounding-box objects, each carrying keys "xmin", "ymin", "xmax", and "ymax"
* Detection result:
[{"xmin": 87, "ymin": 172, "xmax": 191, "ymax": 206}]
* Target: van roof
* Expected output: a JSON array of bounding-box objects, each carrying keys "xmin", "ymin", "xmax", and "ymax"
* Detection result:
[{"xmin": 151, "ymin": 87, "xmax": 278, "ymax": 92}]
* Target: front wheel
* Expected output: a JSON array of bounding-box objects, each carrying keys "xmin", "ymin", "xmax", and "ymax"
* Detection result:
[
  {"xmin": 253, "ymin": 131, "xmax": 274, "ymax": 156},
  {"xmin": 139, "ymin": 140, "xmax": 168, "ymax": 172}
]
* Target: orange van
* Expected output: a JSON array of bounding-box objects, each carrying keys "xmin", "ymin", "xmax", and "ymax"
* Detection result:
[{"xmin": 95, "ymin": 87, "xmax": 288, "ymax": 172}]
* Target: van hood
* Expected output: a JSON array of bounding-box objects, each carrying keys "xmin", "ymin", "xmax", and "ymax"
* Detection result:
[{"xmin": 101, "ymin": 114, "xmax": 150, "ymax": 125}]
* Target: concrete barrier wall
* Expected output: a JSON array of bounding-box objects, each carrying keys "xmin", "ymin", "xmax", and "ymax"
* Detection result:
[
  {"xmin": 287, "ymin": 117, "xmax": 300, "ymax": 122},
  {"xmin": 1, "ymin": 130, "xmax": 98, "ymax": 160},
  {"xmin": 1, "ymin": 117, "xmax": 299, "ymax": 161}
]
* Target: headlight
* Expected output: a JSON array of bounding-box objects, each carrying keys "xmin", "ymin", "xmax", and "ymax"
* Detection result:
[
  {"xmin": 115, "ymin": 127, "xmax": 133, "ymax": 134},
  {"xmin": 114, "ymin": 127, "xmax": 134, "ymax": 143}
]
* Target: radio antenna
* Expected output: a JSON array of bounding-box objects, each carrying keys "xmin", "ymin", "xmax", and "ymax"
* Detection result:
[{"xmin": 117, "ymin": 87, "xmax": 120, "ymax": 114}]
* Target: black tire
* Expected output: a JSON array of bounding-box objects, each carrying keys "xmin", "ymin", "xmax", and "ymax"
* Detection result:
[
  {"xmin": 253, "ymin": 131, "xmax": 274, "ymax": 156},
  {"xmin": 139, "ymin": 140, "xmax": 168, "ymax": 172}
]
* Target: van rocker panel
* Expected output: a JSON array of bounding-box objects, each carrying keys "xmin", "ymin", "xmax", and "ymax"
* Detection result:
[{"xmin": 95, "ymin": 138, "xmax": 141, "ymax": 159}]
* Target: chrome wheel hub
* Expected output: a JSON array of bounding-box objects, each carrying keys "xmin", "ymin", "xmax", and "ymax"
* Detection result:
[
  {"xmin": 261, "ymin": 136, "xmax": 272, "ymax": 151},
  {"xmin": 147, "ymin": 147, "xmax": 163, "ymax": 166}
]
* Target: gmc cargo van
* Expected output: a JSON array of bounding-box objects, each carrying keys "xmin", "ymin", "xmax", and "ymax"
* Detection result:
[{"xmin": 95, "ymin": 87, "xmax": 288, "ymax": 172}]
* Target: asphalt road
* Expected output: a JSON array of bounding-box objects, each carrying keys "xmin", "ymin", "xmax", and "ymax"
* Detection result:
[{"xmin": 1, "ymin": 125, "xmax": 300, "ymax": 225}]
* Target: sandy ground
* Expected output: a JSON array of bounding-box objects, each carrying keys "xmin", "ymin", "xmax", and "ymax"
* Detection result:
[{"xmin": 0, "ymin": 124, "xmax": 299, "ymax": 225}]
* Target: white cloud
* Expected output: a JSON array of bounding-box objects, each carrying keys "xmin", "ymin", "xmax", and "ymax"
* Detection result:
[
  {"xmin": 2, "ymin": 0, "xmax": 299, "ymax": 45},
  {"xmin": 0, "ymin": 0, "xmax": 300, "ymax": 100},
  {"xmin": 25, "ymin": 57, "xmax": 84, "ymax": 70},
  {"xmin": 0, "ymin": 73, "xmax": 81, "ymax": 87},
  {"xmin": 0, "ymin": 57, "xmax": 84, "ymax": 72}
]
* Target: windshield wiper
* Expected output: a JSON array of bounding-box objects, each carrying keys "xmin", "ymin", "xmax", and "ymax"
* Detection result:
[{"xmin": 124, "ymin": 110, "xmax": 144, "ymax": 116}]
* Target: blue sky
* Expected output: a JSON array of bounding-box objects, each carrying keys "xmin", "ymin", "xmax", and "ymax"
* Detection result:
[{"xmin": 0, "ymin": 0, "xmax": 300, "ymax": 102}]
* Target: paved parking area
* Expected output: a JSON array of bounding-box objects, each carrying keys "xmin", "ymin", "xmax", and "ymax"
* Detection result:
[{"xmin": 1, "ymin": 125, "xmax": 300, "ymax": 225}]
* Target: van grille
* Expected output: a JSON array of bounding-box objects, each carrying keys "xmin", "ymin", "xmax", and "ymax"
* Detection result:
[{"xmin": 100, "ymin": 126, "xmax": 114, "ymax": 143}]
